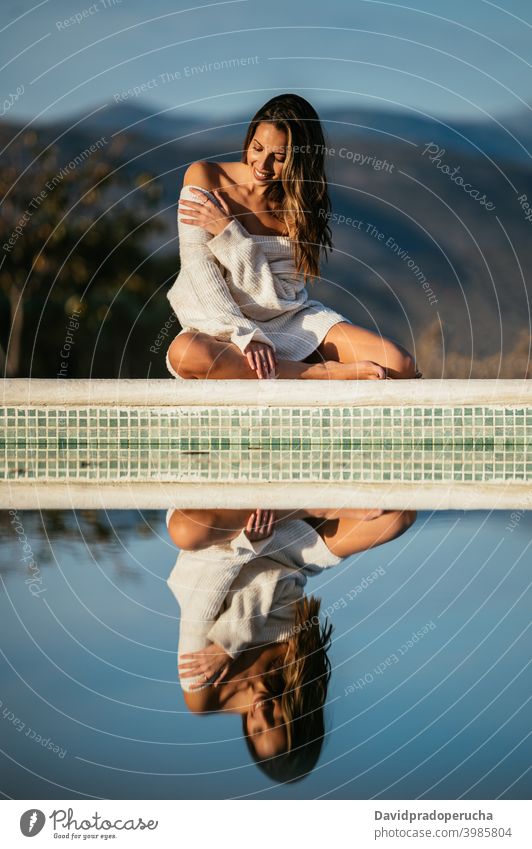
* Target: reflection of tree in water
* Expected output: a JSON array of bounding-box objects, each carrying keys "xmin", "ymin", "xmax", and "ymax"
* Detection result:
[{"xmin": 0, "ymin": 509, "xmax": 163, "ymax": 581}]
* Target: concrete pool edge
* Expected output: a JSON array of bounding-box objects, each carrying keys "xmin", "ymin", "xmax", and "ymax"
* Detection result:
[
  {"xmin": 2, "ymin": 480, "xmax": 531, "ymax": 510},
  {"xmin": 2, "ymin": 378, "xmax": 532, "ymax": 407}
]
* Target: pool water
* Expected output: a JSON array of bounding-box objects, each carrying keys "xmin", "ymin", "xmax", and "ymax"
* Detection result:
[{"xmin": 0, "ymin": 507, "xmax": 529, "ymax": 800}]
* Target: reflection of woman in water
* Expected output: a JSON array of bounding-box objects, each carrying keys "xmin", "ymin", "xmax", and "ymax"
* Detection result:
[
  {"xmin": 166, "ymin": 92, "xmax": 420, "ymax": 382},
  {"xmin": 166, "ymin": 507, "xmax": 415, "ymax": 782}
]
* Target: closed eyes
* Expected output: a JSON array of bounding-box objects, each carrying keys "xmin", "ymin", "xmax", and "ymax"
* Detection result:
[{"xmin": 252, "ymin": 143, "xmax": 285, "ymax": 162}]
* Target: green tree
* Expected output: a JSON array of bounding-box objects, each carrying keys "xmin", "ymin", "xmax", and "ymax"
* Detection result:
[{"xmin": 0, "ymin": 130, "xmax": 171, "ymax": 376}]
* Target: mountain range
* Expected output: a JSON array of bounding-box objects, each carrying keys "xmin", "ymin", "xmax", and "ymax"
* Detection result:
[{"xmin": 2, "ymin": 100, "xmax": 531, "ymax": 376}]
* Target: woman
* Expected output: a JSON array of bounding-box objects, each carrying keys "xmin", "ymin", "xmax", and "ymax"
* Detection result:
[
  {"xmin": 167, "ymin": 93, "xmax": 419, "ymax": 381},
  {"xmin": 166, "ymin": 506, "xmax": 416, "ymax": 782}
]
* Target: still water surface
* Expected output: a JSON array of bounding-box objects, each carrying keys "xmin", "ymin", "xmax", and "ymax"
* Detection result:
[{"xmin": 0, "ymin": 507, "xmax": 529, "ymax": 799}]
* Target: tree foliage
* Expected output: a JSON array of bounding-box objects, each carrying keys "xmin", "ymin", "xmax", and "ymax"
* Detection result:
[{"xmin": 0, "ymin": 130, "xmax": 178, "ymax": 377}]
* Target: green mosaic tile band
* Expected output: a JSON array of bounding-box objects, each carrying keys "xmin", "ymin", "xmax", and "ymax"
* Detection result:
[
  {"xmin": 2, "ymin": 404, "xmax": 530, "ymax": 484},
  {"xmin": 2, "ymin": 445, "xmax": 530, "ymax": 483},
  {"xmin": 1, "ymin": 405, "xmax": 531, "ymax": 447}
]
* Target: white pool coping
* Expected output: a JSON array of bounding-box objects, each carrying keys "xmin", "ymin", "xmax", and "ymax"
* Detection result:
[
  {"xmin": 1, "ymin": 481, "xmax": 530, "ymax": 511},
  {"xmin": 2, "ymin": 378, "xmax": 532, "ymax": 407},
  {"xmin": 2, "ymin": 379, "xmax": 530, "ymax": 510}
]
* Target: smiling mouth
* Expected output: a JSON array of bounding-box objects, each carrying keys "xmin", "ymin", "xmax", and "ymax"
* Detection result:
[
  {"xmin": 252, "ymin": 166, "xmax": 274, "ymax": 181},
  {"xmin": 252, "ymin": 696, "xmax": 267, "ymax": 713}
]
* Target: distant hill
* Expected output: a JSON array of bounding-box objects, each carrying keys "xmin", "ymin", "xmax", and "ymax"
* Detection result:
[{"xmin": 2, "ymin": 101, "xmax": 530, "ymax": 376}]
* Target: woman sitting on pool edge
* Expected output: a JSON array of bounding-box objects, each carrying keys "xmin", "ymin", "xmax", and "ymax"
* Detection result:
[
  {"xmin": 166, "ymin": 92, "xmax": 420, "ymax": 381},
  {"xmin": 167, "ymin": 506, "xmax": 416, "ymax": 782}
]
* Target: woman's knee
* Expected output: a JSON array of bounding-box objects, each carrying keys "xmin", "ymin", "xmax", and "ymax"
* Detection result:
[
  {"xmin": 169, "ymin": 509, "xmax": 215, "ymax": 550},
  {"xmin": 383, "ymin": 340, "xmax": 417, "ymax": 378},
  {"xmin": 321, "ymin": 534, "xmax": 356, "ymax": 559},
  {"xmin": 168, "ymin": 332, "xmax": 213, "ymax": 379},
  {"xmin": 320, "ymin": 324, "xmax": 418, "ymax": 378}
]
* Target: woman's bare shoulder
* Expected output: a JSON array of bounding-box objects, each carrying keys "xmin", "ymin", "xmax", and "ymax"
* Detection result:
[
  {"xmin": 183, "ymin": 688, "xmax": 215, "ymax": 713},
  {"xmin": 183, "ymin": 160, "xmax": 243, "ymax": 190},
  {"xmin": 183, "ymin": 160, "xmax": 218, "ymax": 190},
  {"xmin": 182, "ymin": 160, "xmax": 246, "ymax": 191}
]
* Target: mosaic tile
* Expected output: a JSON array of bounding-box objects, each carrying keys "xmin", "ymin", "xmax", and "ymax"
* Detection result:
[{"xmin": 1, "ymin": 404, "xmax": 530, "ymax": 483}]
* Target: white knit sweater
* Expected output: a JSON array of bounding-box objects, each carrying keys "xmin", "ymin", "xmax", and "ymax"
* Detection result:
[
  {"xmin": 166, "ymin": 512, "xmax": 341, "ymax": 691},
  {"xmin": 166, "ymin": 184, "xmax": 346, "ymax": 362}
]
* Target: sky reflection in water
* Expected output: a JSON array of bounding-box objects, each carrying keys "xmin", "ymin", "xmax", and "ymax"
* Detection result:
[{"xmin": 0, "ymin": 506, "xmax": 529, "ymax": 799}]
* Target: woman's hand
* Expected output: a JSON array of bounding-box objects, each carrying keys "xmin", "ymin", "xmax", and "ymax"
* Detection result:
[
  {"xmin": 244, "ymin": 340, "xmax": 277, "ymax": 379},
  {"xmin": 244, "ymin": 508, "xmax": 276, "ymax": 542},
  {"xmin": 178, "ymin": 643, "xmax": 232, "ymax": 689},
  {"xmin": 178, "ymin": 187, "xmax": 233, "ymax": 236}
]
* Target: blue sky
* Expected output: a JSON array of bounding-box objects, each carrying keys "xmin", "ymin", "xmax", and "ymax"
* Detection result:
[{"xmin": 2, "ymin": 0, "xmax": 532, "ymax": 126}]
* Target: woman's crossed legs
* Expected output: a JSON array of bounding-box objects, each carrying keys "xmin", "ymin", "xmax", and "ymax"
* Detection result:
[
  {"xmin": 168, "ymin": 507, "xmax": 417, "ymax": 558},
  {"xmin": 168, "ymin": 321, "xmax": 420, "ymax": 380}
]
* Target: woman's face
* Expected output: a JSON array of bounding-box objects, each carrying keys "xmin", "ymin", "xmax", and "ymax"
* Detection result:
[
  {"xmin": 243, "ymin": 693, "xmax": 287, "ymax": 759},
  {"xmin": 247, "ymin": 122, "xmax": 287, "ymax": 186}
]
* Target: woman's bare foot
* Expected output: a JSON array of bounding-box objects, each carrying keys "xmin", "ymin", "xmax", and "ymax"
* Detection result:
[{"xmin": 325, "ymin": 360, "xmax": 387, "ymax": 380}]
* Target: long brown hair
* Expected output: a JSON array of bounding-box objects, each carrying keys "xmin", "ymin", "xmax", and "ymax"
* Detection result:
[
  {"xmin": 245, "ymin": 596, "xmax": 333, "ymax": 783},
  {"xmin": 241, "ymin": 93, "xmax": 333, "ymax": 283}
]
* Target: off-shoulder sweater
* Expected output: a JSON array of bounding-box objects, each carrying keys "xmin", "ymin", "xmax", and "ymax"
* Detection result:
[
  {"xmin": 166, "ymin": 511, "xmax": 341, "ymax": 691},
  {"xmin": 166, "ymin": 184, "xmax": 346, "ymax": 361}
]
